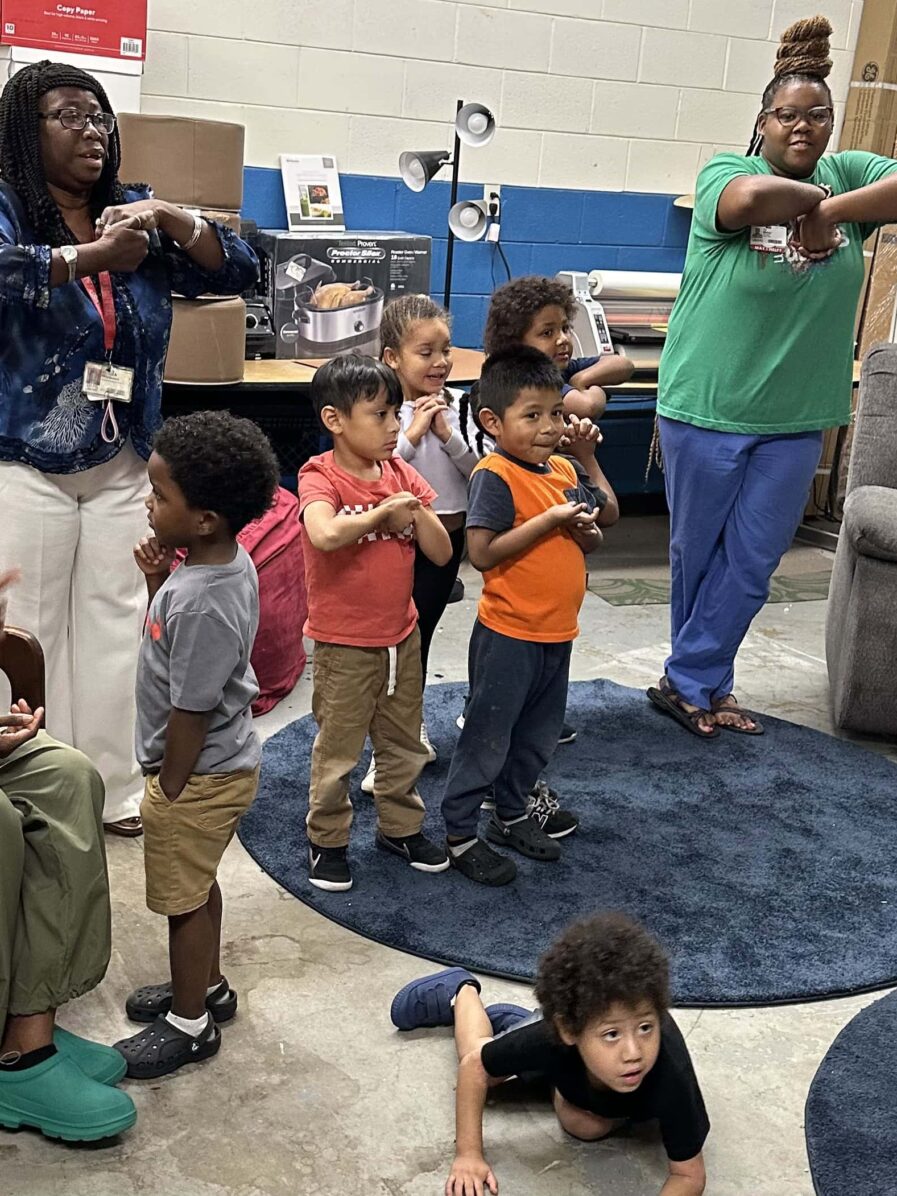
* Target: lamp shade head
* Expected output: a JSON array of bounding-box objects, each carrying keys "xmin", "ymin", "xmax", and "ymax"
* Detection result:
[
  {"xmin": 456, "ymin": 102, "xmax": 496, "ymax": 147},
  {"xmin": 448, "ymin": 199, "xmax": 488, "ymax": 241},
  {"xmin": 398, "ymin": 149, "xmax": 450, "ymax": 192}
]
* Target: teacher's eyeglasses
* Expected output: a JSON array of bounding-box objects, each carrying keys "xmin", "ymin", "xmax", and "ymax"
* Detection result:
[
  {"xmin": 39, "ymin": 109, "xmax": 117, "ymax": 134},
  {"xmin": 763, "ymin": 106, "xmax": 834, "ymax": 128}
]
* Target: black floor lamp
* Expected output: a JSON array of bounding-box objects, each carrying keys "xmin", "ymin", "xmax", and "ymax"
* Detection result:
[{"xmin": 398, "ymin": 99, "xmax": 497, "ymax": 308}]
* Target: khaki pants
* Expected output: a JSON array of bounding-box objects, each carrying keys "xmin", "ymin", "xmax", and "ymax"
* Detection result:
[
  {"xmin": 0, "ymin": 733, "xmax": 109, "ymax": 1031},
  {"xmin": 307, "ymin": 628, "xmax": 427, "ymax": 848}
]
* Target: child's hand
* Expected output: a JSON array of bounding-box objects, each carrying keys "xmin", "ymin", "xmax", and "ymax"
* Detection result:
[
  {"xmin": 568, "ymin": 508, "xmax": 603, "ymax": 551},
  {"xmin": 377, "ymin": 491, "xmax": 422, "ymax": 534},
  {"xmin": 133, "ymin": 534, "xmax": 175, "ymax": 576},
  {"xmin": 406, "ymin": 395, "xmax": 448, "ymax": 446},
  {"xmin": 431, "ymin": 405, "xmax": 453, "ymax": 444},
  {"xmin": 559, "ymin": 414, "xmax": 603, "ymax": 454},
  {"xmin": 446, "ymin": 1153, "xmax": 498, "ymax": 1196},
  {"xmin": 547, "ymin": 501, "xmax": 589, "ymax": 529}
]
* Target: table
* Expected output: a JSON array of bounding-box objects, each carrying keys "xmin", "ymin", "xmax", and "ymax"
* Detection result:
[{"xmin": 162, "ymin": 350, "xmax": 488, "ymax": 478}]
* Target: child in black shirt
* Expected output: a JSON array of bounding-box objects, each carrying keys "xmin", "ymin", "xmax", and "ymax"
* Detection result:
[{"xmin": 390, "ymin": 913, "xmax": 708, "ymax": 1195}]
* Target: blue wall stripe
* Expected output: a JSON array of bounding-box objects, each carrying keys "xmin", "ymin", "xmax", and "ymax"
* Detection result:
[{"xmin": 242, "ymin": 166, "xmax": 689, "ymax": 349}]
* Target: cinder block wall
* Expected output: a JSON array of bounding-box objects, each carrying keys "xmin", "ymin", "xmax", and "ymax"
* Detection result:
[{"xmin": 140, "ymin": 0, "xmax": 864, "ymax": 344}]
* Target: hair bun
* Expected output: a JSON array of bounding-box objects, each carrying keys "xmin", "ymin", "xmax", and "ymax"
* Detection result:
[{"xmin": 774, "ymin": 15, "xmax": 833, "ymax": 79}]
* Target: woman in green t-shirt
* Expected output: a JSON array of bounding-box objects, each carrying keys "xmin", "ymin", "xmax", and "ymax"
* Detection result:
[{"xmin": 649, "ymin": 16, "xmax": 897, "ymax": 739}]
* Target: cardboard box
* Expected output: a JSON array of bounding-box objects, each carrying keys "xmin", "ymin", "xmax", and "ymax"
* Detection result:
[
  {"xmin": 164, "ymin": 297, "xmax": 246, "ymax": 384},
  {"xmin": 0, "ymin": 0, "xmax": 146, "ymax": 61},
  {"xmin": 255, "ymin": 230, "xmax": 431, "ymax": 359},
  {"xmin": 858, "ymin": 225, "xmax": 897, "ymax": 360},
  {"xmin": 118, "ymin": 113, "xmax": 244, "ymax": 211},
  {"xmin": 840, "ymin": 1, "xmax": 897, "ymax": 154},
  {"xmin": 198, "ymin": 209, "xmax": 241, "ymax": 235}
]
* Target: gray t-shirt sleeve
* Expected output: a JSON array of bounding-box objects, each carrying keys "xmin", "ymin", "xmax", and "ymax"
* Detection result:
[
  {"xmin": 466, "ymin": 469, "xmax": 515, "ymax": 533},
  {"xmin": 167, "ymin": 610, "xmax": 244, "ymax": 712}
]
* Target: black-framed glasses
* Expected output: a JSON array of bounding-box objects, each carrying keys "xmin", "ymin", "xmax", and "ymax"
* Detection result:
[
  {"xmin": 39, "ymin": 108, "xmax": 116, "ymax": 134},
  {"xmin": 763, "ymin": 105, "xmax": 833, "ymax": 128}
]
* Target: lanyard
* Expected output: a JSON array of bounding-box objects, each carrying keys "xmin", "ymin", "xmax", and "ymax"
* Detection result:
[{"xmin": 80, "ymin": 272, "xmax": 116, "ymax": 358}]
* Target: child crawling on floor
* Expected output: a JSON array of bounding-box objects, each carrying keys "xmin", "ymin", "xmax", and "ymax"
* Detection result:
[{"xmin": 390, "ymin": 913, "xmax": 709, "ymax": 1195}]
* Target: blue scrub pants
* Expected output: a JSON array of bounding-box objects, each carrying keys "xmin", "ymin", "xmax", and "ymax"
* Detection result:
[{"xmin": 659, "ymin": 416, "xmax": 823, "ymax": 711}]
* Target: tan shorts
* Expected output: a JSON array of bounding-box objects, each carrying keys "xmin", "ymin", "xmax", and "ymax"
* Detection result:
[{"xmin": 141, "ymin": 767, "xmax": 260, "ymax": 916}]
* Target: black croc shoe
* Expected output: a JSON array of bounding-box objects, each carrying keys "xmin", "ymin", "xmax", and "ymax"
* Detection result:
[
  {"xmin": 448, "ymin": 837, "xmax": 517, "ymax": 886},
  {"xmin": 486, "ymin": 812, "xmax": 561, "ymax": 861},
  {"xmin": 125, "ymin": 977, "xmax": 237, "ymax": 1025},
  {"xmin": 114, "ymin": 1014, "xmax": 221, "ymax": 1079}
]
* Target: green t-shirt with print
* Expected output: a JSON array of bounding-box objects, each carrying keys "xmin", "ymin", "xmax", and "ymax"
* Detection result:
[{"xmin": 657, "ymin": 151, "xmax": 897, "ymax": 435}]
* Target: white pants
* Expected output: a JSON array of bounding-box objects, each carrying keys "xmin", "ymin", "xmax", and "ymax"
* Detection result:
[{"xmin": 0, "ymin": 443, "xmax": 148, "ymax": 822}]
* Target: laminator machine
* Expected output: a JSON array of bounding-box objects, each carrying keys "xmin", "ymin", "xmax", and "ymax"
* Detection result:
[{"xmin": 555, "ymin": 269, "xmax": 682, "ymax": 497}]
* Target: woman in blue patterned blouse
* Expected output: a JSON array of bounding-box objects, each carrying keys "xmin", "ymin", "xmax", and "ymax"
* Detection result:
[{"xmin": 0, "ymin": 61, "xmax": 258, "ymax": 835}]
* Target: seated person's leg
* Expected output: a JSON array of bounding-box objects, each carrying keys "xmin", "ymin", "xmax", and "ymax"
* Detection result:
[
  {"xmin": 0, "ymin": 741, "xmax": 136, "ymax": 1141},
  {"xmin": 552, "ymin": 1090, "xmax": 624, "ymax": 1142}
]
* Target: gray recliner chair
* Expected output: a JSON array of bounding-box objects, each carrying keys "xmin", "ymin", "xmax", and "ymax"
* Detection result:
[{"xmin": 826, "ymin": 342, "xmax": 897, "ymax": 736}]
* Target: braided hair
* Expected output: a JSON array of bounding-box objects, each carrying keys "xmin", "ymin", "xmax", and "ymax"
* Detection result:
[
  {"xmin": 379, "ymin": 292, "xmax": 451, "ymax": 356},
  {"xmin": 0, "ymin": 59, "xmax": 127, "ymax": 246},
  {"xmin": 747, "ymin": 16, "xmax": 833, "ymax": 155}
]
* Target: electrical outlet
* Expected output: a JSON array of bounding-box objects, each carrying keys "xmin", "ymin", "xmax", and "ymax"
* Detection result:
[{"xmin": 482, "ymin": 184, "xmax": 501, "ymax": 219}]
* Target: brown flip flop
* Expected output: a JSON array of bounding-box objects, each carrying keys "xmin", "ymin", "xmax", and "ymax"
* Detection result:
[
  {"xmin": 711, "ymin": 695, "xmax": 764, "ymax": 736},
  {"xmin": 647, "ymin": 676, "xmax": 720, "ymax": 739}
]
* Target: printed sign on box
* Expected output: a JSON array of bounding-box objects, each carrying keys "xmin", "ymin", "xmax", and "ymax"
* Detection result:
[{"xmin": 0, "ymin": 0, "xmax": 147, "ymax": 61}]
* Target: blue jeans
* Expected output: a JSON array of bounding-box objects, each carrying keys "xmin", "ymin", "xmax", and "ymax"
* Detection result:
[
  {"xmin": 659, "ymin": 416, "xmax": 823, "ymax": 710},
  {"xmin": 442, "ymin": 622, "xmax": 571, "ymax": 840}
]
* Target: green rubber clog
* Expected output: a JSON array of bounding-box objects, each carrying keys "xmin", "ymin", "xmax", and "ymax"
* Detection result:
[
  {"xmin": 53, "ymin": 1027, "xmax": 128, "ymax": 1086},
  {"xmin": 0, "ymin": 1052, "xmax": 136, "ymax": 1141}
]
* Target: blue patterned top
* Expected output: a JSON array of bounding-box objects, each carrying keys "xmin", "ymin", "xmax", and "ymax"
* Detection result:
[{"xmin": 0, "ymin": 184, "xmax": 258, "ymax": 474}]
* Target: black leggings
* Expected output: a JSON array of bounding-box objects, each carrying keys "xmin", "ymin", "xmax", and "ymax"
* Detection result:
[{"xmin": 413, "ymin": 523, "xmax": 466, "ymax": 684}]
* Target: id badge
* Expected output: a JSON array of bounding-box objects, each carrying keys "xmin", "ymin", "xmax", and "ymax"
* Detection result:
[
  {"xmin": 749, "ymin": 225, "xmax": 789, "ymax": 253},
  {"xmin": 82, "ymin": 361, "xmax": 134, "ymax": 404}
]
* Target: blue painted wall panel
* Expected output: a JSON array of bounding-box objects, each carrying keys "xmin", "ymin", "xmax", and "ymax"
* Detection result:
[{"xmin": 242, "ymin": 167, "xmax": 691, "ymax": 349}]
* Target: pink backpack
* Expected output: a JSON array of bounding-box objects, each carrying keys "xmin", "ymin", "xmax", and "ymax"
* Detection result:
[{"xmin": 238, "ymin": 486, "xmax": 308, "ymax": 715}]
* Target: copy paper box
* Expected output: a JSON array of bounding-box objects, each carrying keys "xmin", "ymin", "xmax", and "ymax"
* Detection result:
[{"xmin": 0, "ymin": 0, "xmax": 146, "ymax": 61}]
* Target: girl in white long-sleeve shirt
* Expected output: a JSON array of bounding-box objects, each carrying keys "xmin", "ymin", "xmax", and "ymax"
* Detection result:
[{"xmin": 381, "ymin": 295, "xmax": 479, "ymax": 763}]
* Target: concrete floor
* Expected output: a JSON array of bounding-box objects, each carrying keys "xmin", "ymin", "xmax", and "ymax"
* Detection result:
[{"xmin": 5, "ymin": 518, "xmax": 894, "ymax": 1195}]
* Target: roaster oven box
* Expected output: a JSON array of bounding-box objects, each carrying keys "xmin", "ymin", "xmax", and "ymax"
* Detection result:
[{"xmin": 255, "ymin": 230, "xmax": 431, "ymax": 360}]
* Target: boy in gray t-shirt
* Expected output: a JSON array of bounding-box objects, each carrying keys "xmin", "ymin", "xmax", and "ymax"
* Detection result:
[{"xmin": 114, "ymin": 412, "xmax": 279, "ymax": 1081}]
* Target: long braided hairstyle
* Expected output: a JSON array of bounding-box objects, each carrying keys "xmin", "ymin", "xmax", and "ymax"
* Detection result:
[
  {"xmin": 0, "ymin": 59, "xmax": 127, "ymax": 246},
  {"xmin": 747, "ymin": 16, "xmax": 833, "ymax": 155}
]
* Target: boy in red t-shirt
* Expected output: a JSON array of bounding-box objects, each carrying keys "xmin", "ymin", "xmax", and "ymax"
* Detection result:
[{"xmin": 299, "ymin": 355, "xmax": 453, "ymax": 892}]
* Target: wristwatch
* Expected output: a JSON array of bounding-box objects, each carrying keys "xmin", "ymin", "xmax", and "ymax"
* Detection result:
[{"xmin": 59, "ymin": 244, "xmax": 78, "ymax": 284}]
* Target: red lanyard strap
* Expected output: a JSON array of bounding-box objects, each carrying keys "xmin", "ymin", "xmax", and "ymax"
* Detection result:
[{"xmin": 80, "ymin": 272, "xmax": 116, "ymax": 357}]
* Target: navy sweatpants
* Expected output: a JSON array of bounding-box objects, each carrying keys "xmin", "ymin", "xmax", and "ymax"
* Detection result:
[
  {"xmin": 441, "ymin": 621, "xmax": 572, "ymax": 840},
  {"xmin": 659, "ymin": 416, "xmax": 823, "ymax": 710}
]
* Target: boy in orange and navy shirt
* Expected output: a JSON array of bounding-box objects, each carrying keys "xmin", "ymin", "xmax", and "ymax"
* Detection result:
[{"xmin": 442, "ymin": 347, "xmax": 603, "ymax": 886}]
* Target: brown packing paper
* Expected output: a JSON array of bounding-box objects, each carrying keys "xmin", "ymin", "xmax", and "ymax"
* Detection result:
[
  {"xmin": 164, "ymin": 297, "xmax": 246, "ymax": 385},
  {"xmin": 118, "ymin": 113, "xmax": 245, "ymax": 211}
]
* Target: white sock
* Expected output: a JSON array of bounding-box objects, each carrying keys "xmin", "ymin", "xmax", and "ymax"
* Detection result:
[
  {"xmin": 448, "ymin": 837, "xmax": 477, "ymax": 858},
  {"xmin": 207, "ymin": 979, "xmax": 225, "ymax": 997},
  {"xmin": 165, "ymin": 1010, "xmax": 211, "ymax": 1037},
  {"xmin": 498, "ymin": 814, "xmax": 528, "ymax": 827}
]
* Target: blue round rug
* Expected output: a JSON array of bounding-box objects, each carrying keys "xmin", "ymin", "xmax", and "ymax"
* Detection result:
[
  {"xmin": 238, "ymin": 679, "xmax": 897, "ymax": 1007},
  {"xmin": 805, "ymin": 988, "xmax": 897, "ymax": 1195}
]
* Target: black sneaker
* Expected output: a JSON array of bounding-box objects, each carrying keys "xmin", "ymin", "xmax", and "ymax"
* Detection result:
[
  {"xmin": 376, "ymin": 830, "xmax": 450, "ymax": 872},
  {"xmin": 448, "ymin": 837, "xmax": 517, "ymax": 886},
  {"xmin": 308, "ymin": 844, "xmax": 353, "ymax": 891},
  {"xmin": 447, "ymin": 577, "xmax": 465, "ymax": 604},
  {"xmin": 485, "ymin": 812, "xmax": 561, "ymax": 861},
  {"xmin": 527, "ymin": 781, "xmax": 579, "ymax": 839},
  {"xmin": 558, "ymin": 722, "xmax": 577, "ymax": 745}
]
